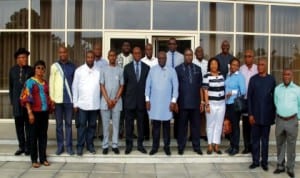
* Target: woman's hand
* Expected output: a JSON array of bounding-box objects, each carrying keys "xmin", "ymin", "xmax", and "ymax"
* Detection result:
[{"xmin": 205, "ymin": 104, "xmax": 210, "ymax": 113}]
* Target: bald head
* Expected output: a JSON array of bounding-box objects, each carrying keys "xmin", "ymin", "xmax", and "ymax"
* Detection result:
[
  {"xmin": 93, "ymin": 43, "xmax": 102, "ymax": 58},
  {"xmin": 157, "ymin": 51, "xmax": 167, "ymax": 67},
  {"xmin": 283, "ymin": 68, "xmax": 293, "ymax": 86},
  {"xmin": 244, "ymin": 49, "xmax": 255, "ymax": 66},
  {"xmin": 145, "ymin": 43, "xmax": 153, "ymax": 59}
]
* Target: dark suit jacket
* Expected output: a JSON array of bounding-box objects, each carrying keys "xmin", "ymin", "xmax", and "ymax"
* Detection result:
[
  {"xmin": 123, "ymin": 61, "xmax": 150, "ymax": 110},
  {"xmin": 248, "ymin": 74, "xmax": 276, "ymax": 126},
  {"xmin": 9, "ymin": 65, "xmax": 34, "ymax": 117}
]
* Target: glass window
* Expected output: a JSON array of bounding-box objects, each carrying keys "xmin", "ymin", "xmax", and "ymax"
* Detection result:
[
  {"xmin": 236, "ymin": 35, "xmax": 268, "ymax": 63},
  {"xmin": 199, "ymin": 34, "xmax": 233, "ymax": 59},
  {"xmin": 271, "ymin": 37, "xmax": 300, "ymax": 84},
  {"xmin": 200, "ymin": 2, "xmax": 233, "ymax": 31},
  {"xmin": 271, "ymin": 6, "xmax": 300, "ymax": 34},
  {"xmin": 0, "ymin": 93, "xmax": 12, "ymax": 118},
  {"xmin": 31, "ymin": 0, "xmax": 65, "ymax": 29},
  {"xmin": 0, "ymin": 32, "xmax": 28, "ymax": 89},
  {"xmin": 0, "ymin": 0, "xmax": 28, "ymax": 29},
  {"xmin": 31, "ymin": 32, "xmax": 65, "ymax": 79},
  {"xmin": 68, "ymin": 0, "xmax": 103, "ymax": 29},
  {"xmin": 153, "ymin": 1, "xmax": 197, "ymax": 30},
  {"xmin": 105, "ymin": 0, "xmax": 150, "ymax": 29},
  {"xmin": 67, "ymin": 32, "xmax": 102, "ymax": 66},
  {"xmin": 236, "ymin": 4, "xmax": 268, "ymax": 33}
]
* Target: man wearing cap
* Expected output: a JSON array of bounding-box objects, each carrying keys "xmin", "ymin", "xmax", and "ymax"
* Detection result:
[{"xmin": 9, "ymin": 48, "xmax": 34, "ymax": 156}]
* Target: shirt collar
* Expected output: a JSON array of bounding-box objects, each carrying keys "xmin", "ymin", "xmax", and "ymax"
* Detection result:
[{"xmin": 280, "ymin": 81, "xmax": 295, "ymax": 88}]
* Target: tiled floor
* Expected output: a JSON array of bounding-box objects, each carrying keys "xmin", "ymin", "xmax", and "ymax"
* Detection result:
[{"xmin": 0, "ymin": 161, "xmax": 299, "ymax": 178}]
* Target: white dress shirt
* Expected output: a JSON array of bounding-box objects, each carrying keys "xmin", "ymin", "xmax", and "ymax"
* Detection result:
[
  {"xmin": 193, "ymin": 58, "xmax": 208, "ymax": 77},
  {"xmin": 141, "ymin": 56, "xmax": 158, "ymax": 68},
  {"xmin": 72, "ymin": 63, "xmax": 101, "ymax": 110}
]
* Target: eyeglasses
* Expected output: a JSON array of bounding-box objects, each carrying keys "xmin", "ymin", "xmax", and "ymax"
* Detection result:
[
  {"xmin": 36, "ymin": 66, "xmax": 45, "ymax": 70},
  {"xmin": 244, "ymin": 55, "xmax": 253, "ymax": 58}
]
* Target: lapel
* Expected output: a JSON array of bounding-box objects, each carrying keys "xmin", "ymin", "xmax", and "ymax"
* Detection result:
[{"xmin": 129, "ymin": 61, "xmax": 138, "ymax": 83}]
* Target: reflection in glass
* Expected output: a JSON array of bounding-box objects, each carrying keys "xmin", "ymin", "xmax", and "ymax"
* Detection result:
[
  {"xmin": 236, "ymin": 4, "xmax": 268, "ymax": 33},
  {"xmin": 200, "ymin": 2, "xmax": 233, "ymax": 31},
  {"xmin": 236, "ymin": 35, "xmax": 268, "ymax": 63},
  {"xmin": 0, "ymin": 0, "xmax": 28, "ymax": 29},
  {"xmin": 0, "ymin": 32, "xmax": 28, "ymax": 89},
  {"xmin": 105, "ymin": 0, "xmax": 150, "ymax": 29},
  {"xmin": 153, "ymin": 1, "xmax": 197, "ymax": 30},
  {"xmin": 31, "ymin": 32, "xmax": 65, "ymax": 79},
  {"xmin": 271, "ymin": 6, "xmax": 300, "ymax": 34},
  {"xmin": 271, "ymin": 37, "xmax": 300, "ymax": 84},
  {"xmin": 200, "ymin": 34, "xmax": 233, "ymax": 59},
  {"xmin": 68, "ymin": 0, "xmax": 103, "ymax": 29},
  {"xmin": 31, "ymin": 0, "xmax": 65, "ymax": 29},
  {"xmin": 0, "ymin": 93, "xmax": 13, "ymax": 118},
  {"xmin": 67, "ymin": 32, "xmax": 102, "ymax": 66}
]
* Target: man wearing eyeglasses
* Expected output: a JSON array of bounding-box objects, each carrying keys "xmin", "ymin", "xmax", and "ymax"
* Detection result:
[
  {"xmin": 239, "ymin": 49, "xmax": 258, "ymax": 154},
  {"xmin": 9, "ymin": 48, "xmax": 34, "ymax": 156}
]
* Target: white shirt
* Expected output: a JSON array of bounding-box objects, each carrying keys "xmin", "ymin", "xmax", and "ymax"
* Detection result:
[
  {"xmin": 117, "ymin": 53, "xmax": 133, "ymax": 68},
  {"xmin": 239, "ymin": 64, "xmax": 258, "ymax": 99},
  {"xmin": 72, "ymin": 64, "xmax": 101, "ymax": 110},
  {"xmin": 141, "ymin": 56, "xmax": 158, "ymax": 68},
  {"xmin": 193, "ymin": 58, "xmax": 208, "ymax": 77}
]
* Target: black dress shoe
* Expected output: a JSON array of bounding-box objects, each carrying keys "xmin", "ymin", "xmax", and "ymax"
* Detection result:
[
  {"xmin": 149, "ymin": 149, "xmax": 158, "ymax": 155},
  {"xmin": 15, "ymin": 149, "xmax": 25, "ymax": 156},
  {"xmin": 261, "ymin": 165, "xmax": 268, "ymax": 171},
  {"xmin": 137, "ymin": 147, "xmax": 147, "ymax": 154},
  {"xmin": 56, "ymin": 148, "xmax": 64, "ymax": 155},
  {"xmin": 242, "ymin": 148, "xmax": 250, "ymax": 154},
  {"xmin": 214, "ymin": 150, "xmax": 222, "ymax": 155},
  {"xmin": 77, "ymin": 150, "xmax": 83, "ymax": 156},
  {"xmin": 125, "ymin": 147, "xmax": 132, "ymax": 155},
  {"xmin": 206, "ymin": 149, "xmax": 212, "ymax": 155},
  {"xmin": 99, "ymin": 135, "xmax": 104, "ymax": 141},
  {"xmin": 287, "ymin": 171, "xmax": 295, "ymax": 178},
  {"xmin": 249, "ymin": 163, "xmax": 259, "ymax": 169},
  {"xmin": 164, "ymin": 147, "xmax": 171, "ymax": 156},
  {"xmin": 89, "ymin": 148, "xmax": 96, "ymax": 154},
  {"xmin": 194, "ymin": 149, "xmax": 203, "ymax": 155},
  {"xmin": 225, "ymin": 147, "xmax": 233, "ymax": 154},
  {"xmin": 229, "ymin": 149, "xmax": 239, "ymax": 156},
  {"xmin": 178, "ymin": 149, "xmax": 184, "ymax": 155},
  {"xmin": 25, "ymin": 150, "xmax": 30, "ymax": 156},
  {"xmin": 102, "ymin": 148, "xmax": 109, "ymax": 155},
  {"xmin": 273, "ymin": 168, "xmax": 285, "ymax": 174},
  {"xmin": 112, "ymin": 148, "xmax": 120, "ymax": 154}
]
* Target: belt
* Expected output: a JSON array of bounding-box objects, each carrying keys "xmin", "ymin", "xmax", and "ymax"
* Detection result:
[{"xmin": 277, "ymin": 114, "xmax": 297, "ymax": 121}]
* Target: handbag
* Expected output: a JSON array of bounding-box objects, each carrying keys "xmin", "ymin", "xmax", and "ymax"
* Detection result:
[
  {"xmin": 223, "ymin": 118, "xmax": 232, "ymax": 135},
  {"xmin": 233, "ymin": 91, "xmax": 247, "ymax": 112}
]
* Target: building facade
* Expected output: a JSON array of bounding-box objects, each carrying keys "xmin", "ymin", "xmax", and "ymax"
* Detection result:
[{"xmin": 0, "ymin": 0, "xmax": 300, "ymax": 118}]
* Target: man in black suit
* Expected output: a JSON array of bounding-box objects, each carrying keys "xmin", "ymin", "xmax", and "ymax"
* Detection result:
[
  {"xmin": 123, "ymin": 47, "xmax": 150, "ymax": 154},
  {"xmin": 9, "ymin": 48, "xmax": 34, "ymax": 156}
]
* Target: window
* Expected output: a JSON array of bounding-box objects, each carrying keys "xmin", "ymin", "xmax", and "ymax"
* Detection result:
[
  {"xmin": 200, "ymin": 34, "xmax": 233, "ymax": 59},
  {"xmin": 0, "ymin": 0, "xmax": 28, "ymax": 29},
  {"xmin": 271, "ymin": 6, "xmax": 300, "ymax": 34}
]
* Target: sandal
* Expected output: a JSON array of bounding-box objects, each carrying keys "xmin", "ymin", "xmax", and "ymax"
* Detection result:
[
  {"xmin": 42, "ymin": 161, "xmax": 50, "ymax": 166},
  {"xmin": 32, "ymin": 162, "xmax": 40, "ymax": 168}
]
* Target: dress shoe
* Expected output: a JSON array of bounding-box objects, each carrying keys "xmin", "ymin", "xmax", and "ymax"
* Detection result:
[
  {"xmin": 242, "ymin": 148, "xmax": 250, "ymax": 154},
  {"xmin": 149, "ymin": 149, "xmax": 158, "ymax": 155},
  {"xmin": 24, "ymin": 149, "xmax": 30, "ymax": 156},
  {"xmin": 273, "ymin": 168, "xmax": 285, "ymax": 174},
  {"xmin": 125, "ymin": 147, "xmax": 132, "ymax": 155},
  {"xmin": 225, "ymin": 147, "xmax": 233, "ymax": 154},
  {"xmin": 228, "ymin": 149, "xmax": 239, "ymax": 156},
  {"xmin": 42, "ymin": 161, "xmax": 50, "ymax": 166},
  {"xmin": 77, "ymin": 149, "xmax": 83, "ymax": 156},
  {"xmin": 15, "ymin": 149, "xmax": 25, "ymax": 156},
  {"xmin": 112, "ymin": 148, "xmax": 120, "ymax": 154},
  {"xmin": 137, "ymin": 147, "xmax": 147, "ymax": 154},
  {"xmin": 214, "ymin": 150, "xmax": 222, "ymax": 155},
  {"xmin": 32, "ymin": 162, "xmax": 40, "ymax": 168},
  {"xmin": 56, "ymin": 148, "xmax": 64, "ymax": 155},
  {"xmin": 261, "ymin": 165, "xmax": 268, "ymax": 171},
  {"xmin": 67, "ymin": 148, "xmax": 75, "ymax": 155},
  {"xmin": 178, "ymin": 149, "xmax": 184, "ymax": 155},
  {"xmin": 164, "ymin": 147, "xmax": 171, "ymax": 156},
  {"xmin": 249, "ymin": 163, "xmax": 259, "ymax": 169},
  {"xmin": 102, "ymin": 148, "xmax": 109, "ymax": 155},
  {"xmin": 287, "ymin": 171, "xmax": 295, "ymax": 178},
  {"xmin": 194, "ymin": 149, "xmax": 203, "ymax": 155},
  {"xmin": 206, "ymin": 149, "xmax": 212, "ymax": 155}
]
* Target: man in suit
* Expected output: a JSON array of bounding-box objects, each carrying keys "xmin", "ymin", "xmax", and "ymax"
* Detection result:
[
  {"xmin": 248, "ymin": 58, "xmax": 276, "ymax": 171},
  {"xmin": 176, "ymin": 48, "xmax": 203, "ymax": 155},
  {"xmin": 123, "ymin": 47, "xmax": 150, "ymax": 155},
  {"xmin": 9, "ymin": 48, "xmax": 34, "ymax": 156}
]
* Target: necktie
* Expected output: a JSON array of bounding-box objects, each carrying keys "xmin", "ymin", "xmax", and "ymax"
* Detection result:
[
  {"xmin": 171, "ymin": 52, "xmax": 175, "ymax": 68},
  {"xmin": 19, "ymin": 67, "xmax": 23, "ymax": 83},
  {"xmin": 135, "ymin": 62, "xmax": 140, "ymax": 81},
  {"xmin": 188, "ymin": 65, "xmax": 192, "ymax": 84}
]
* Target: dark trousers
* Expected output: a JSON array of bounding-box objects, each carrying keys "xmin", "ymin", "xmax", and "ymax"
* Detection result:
[
  {"xmin": 77, "ymin": 109, "xmax": 97, "ymax": 151},
  {"xmin": 251, "ymin": 124, "xmax": 271, "ymax": 166},
  {"xmin": 96, "ymin": 110, "xmax": 102, "ymax": 137},
  {"xmin": 226, "ymin": 104, "xmax": 241, "ymax": 150},
  {"xmin": 54, "ymin": 103, "xmax": 73, "ymax": 151},
  {"xmin": 14, "ymin": 107, "xmax": 30, "ymax": 152},
  {"xmin": 144, "ymin": 112, "xmax": 150, "ymax": 139},
  {"xmin": 173, "ymin": 112, "xmax": 179, "ymax": 138},
  {"xmin": 119, "ymin": 110, "xmax": 125, "ymax": 137},
  {"xmin": 177, "ymin": 109, "xmax": 200, "ymax": 151},
  {"xmin": 29, "ymin": 111, "xmax": 49, "ymax": 163},
  {"xmin": 242, "ymin": 115, "xmax": 252, "ymax": 150},
  {"xmin": 152, "ymin": 120, "xmax": 170, "ymax": 150},
  {"xmin": 125, "ymin": 109, "xmax": 145, "ymax": 148}
]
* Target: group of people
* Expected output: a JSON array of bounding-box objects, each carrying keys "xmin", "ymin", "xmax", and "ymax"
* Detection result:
[{"xmin": 9, "ymin": 38, "xmax": 300, "ymax": 178}]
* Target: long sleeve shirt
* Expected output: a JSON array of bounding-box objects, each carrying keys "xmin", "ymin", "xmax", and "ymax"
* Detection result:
[
  {"xmin": 274, "ymin": 82, "xmax": 300, "ymax": 119},
  {"xmin": 72, "ymin": 64, "xmax": 101, "ymax": 110},
  {"xmin": 193, "ymin": 58, "xmax": 208, "ymax": 77},
  {"xmin": 145, "ymin": 65, "xmax": 178, "ymax": 120},
  {"xmin": 225, "ymin": 71, "xmax": 246, "ymax": 104},
  {"xmin": 239, "ymin": 64, "xmax": 258, "ymax": 99},
  {"xmin": 166, "ymin": 51, "xmax": 184, "ymax": 68}
]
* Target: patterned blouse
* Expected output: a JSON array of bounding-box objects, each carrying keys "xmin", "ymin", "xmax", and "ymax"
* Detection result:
[{"xmin": 20, "ymin": 77, "xmax": 51, "ymax": 112}]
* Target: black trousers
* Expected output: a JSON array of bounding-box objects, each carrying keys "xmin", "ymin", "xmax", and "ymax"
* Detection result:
[
  {"xmin": 144, "ymin": 112, "xmax": 150, "ymax": 139},
  {"xmin": 152, "ymin": 120, "xmax": 170, "ymax": 150},
  {"xmin": 125, "ymin": 109, "xmax": 145, "ymax": 148},
  {"xmin": 173, "ymin": 112, "xmax": 179, "ymax": 138},
  {"xmin": 242, "ymin": 115, "xmax": 252, "ymax": 150},
  {"xmin": 226, "ymin": 104, "xmax": 241, "ymax": 150},
  {"xmin": 177, "ymin": 109, "xmax": 200, "ymax": 151},
  {"xmin": 29, "ymin": 111, "xmax": 49, "ymax": 163},
  {"xmin": 14, "ymin": 107, "xmax": 30, "ymax": 152}
]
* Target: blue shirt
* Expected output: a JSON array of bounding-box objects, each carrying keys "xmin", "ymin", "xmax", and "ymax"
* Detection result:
[
  {"xmin": 166, "ymin": 51, "xmax": 184, "ymax": 68},
  {"xmin": 274, "ymin": 82, "xmax": 300, "ymax": 119},
  {"xmin": 94, "ymin": 57, "xmax": 108, "ymax": 69},
  {"xmin": 225, "ymin": 71, "xmax": 246, "ymax": 104}
]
